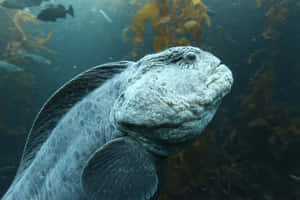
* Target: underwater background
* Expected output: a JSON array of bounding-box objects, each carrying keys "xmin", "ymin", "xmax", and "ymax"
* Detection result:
[{"xmin": 0, "ymin": 0, "xmax": 299, "ymax": 199}]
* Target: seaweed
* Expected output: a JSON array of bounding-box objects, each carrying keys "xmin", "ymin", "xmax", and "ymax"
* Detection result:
[
  {"xmin": 11, "ymin": 10, "xmax": 38, "ymax": 41},
  {"xmin": 159, "ymin": 129, "xmax": 219, "ymax": 198},
  {"xmin": 158, "ymin": 45, "xmax": 300, "ymax": 200},
  {"xmin": 248, "ymin": 0, "xmax": 288, "ymax": 65},
  {"xmin": 240, "ymin": 65, "xmax": 274, "ymax": 118},
  {"xmin": 1, "ymin": 8, "xmax": 55, "ymax": 60},
  {"xmin": 0, "ymin": 7, "xmax": 49, "ymax": 138},
  {"xmin": 256, "ymin": 0, "xmax": 288, "ymax": 40},
  {"xmin": 131, "ymin": 0, "xmax": 210, "ymax": 52},
  {"xmin": 247, "ymin": 48, "xmax": 268, "ymax": 64}
]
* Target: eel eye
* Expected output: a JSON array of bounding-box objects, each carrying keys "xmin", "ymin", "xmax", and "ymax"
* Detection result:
[
  {"xmin": 185, "ymin": 52, "xmax": 197, "ymax": 63},
  {"xmin": 186, "ymin": 52, "xmax": 196, "ymax": 60}
]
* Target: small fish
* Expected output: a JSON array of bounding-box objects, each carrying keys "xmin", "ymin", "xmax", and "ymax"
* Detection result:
[
  {"xmin": 206, "ymin": 7, "xmax": 216, "ymax": 16},
  {"xmin": 22, "ymin": 52, "xmax": 51, "ymax": 65},
  {"xmin": 0, "ymin": 61, "xmax": 23, "ymax": 72},
  {"xmin": 37, "ymin": 4, "xmax": 74, "ymax": 22},
  {"xmin": 99, "ymin": 9, "xmax": 112, "ymax": 23},
  {"xmin": 1, "ymin": 0, "xmax": 51, "ymax": 9}
]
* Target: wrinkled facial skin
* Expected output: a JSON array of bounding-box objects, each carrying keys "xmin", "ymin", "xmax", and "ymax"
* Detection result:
[{"xmin": 112, "ymin": 46, "xmax": 233, "ymax": 155}]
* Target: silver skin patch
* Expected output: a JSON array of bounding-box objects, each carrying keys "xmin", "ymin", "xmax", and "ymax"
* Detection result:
[{"xmin": 112, "ymin": 46, "xmax": 233, "ymax": 156}]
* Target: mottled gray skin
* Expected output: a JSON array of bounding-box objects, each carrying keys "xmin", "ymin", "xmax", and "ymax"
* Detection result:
[
  {"xmin": 3, "ymin": 72, "xmax": 121, "ymax": 200},
  {"xmin": 2, "ymin": 46, "xmax": 233, "ymax": 200}
]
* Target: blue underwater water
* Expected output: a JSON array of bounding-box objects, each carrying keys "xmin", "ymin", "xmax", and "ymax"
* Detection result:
[{"xmin": 0, "ymin": 0, "xmax": 300, "ymax": 199}]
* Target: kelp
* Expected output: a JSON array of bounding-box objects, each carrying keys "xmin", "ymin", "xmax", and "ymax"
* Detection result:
[
  {"xmin": 240, "ymin": 65, "xmax": 274, "ymax": 117},
  {"xmin": 131, "ymin": 0, "xmax": 210, "ymax": 52},
  {"xmin": 161, "ymin": 129, "xmax": 219, "ymax": 198},
  {"xmin": 132, "ymin": 1, "xmax": 160, "ymax": 43},
  {"xmin": 247, "ymin": 48, "xmax": 268, "ymax": 64},
  {"xmin": 248, "ymin": 0, "xmax": 288, "ymax": 67},
  {"xmin": 1, "ymin": 9, "xmax": 55, "ymax": 60},
  {"xmin": 25, "ymin": 33, "xmax": 55, "ymax": 54},
  {"xmin": 157, "ymin": 60, "xmax": 300, "ymax": 199},
  {"xmin": 29, "ymin": 32, "xmax": 53, "ymax": 44},
  {"xmin": 256, "ymin": 0, "xmax": 288, "ymax": 40},
  {"xmin": 12, "ymin": 10, "xmax": 55, "ymax": 54},
  {"xmin": 12, "ymin": 10, "xmax": 38, "ymax": 41},
  {"xmin": 222, "ymin": 58, "xmax": 300, "ymax": 197},
  {"xmin": 0, "ymin": 8, "xmax": 42, "ymax": 138}
]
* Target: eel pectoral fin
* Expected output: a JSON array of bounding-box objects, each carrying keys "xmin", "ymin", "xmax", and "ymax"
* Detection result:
[{"xmin": 81, "ymin": 137, "xmax": 159, "ymax": 200}]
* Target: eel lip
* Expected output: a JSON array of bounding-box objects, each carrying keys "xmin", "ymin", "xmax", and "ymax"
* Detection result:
[
  {"xmin": 207, "ymin": 63, "xmax": 230, "ymax": 87},
  {"xmin": 206, "ymin": 77, "xmax": 218, "ymax": 88},
  {"xmin": 211, "ymin": 63, "xmax": 223, "ymax": 75},
  {"xmin": 117, "ymin": 121, "xmax": 181, "ymax": 133}
]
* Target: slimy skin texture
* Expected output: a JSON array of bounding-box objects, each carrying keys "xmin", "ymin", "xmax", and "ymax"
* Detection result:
[
  {"xmin": 2, "ymin": 46, "xmax": 233, "ymax": 200},
  {"xmin": 113, "ymin": 46, "xmax": 233, "ymax": 155}
]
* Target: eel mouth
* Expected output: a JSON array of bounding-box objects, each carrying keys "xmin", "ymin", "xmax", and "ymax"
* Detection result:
[
  {"xmin": 116, "ymin": 116, "xmax": 207, "ymax": 145},
  {"xmin": 116, "ymin": 116, "xmax": 201, "ymax": 134},
  {"xmin": 206, "ymin": 63, "xmax": 224, "ymax": 86},
  {"xmin": 199, "ymin": 63, "xmax": 233, "ymax": 106},
  {"xmin": 117, "ymin": 121, "xmax": 182, "ymax": 133}
]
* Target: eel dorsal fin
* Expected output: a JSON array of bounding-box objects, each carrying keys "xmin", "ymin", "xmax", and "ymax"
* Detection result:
[{"xmin": 16, "ymin": 61, "xmax": 134, "ymax": 176}]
